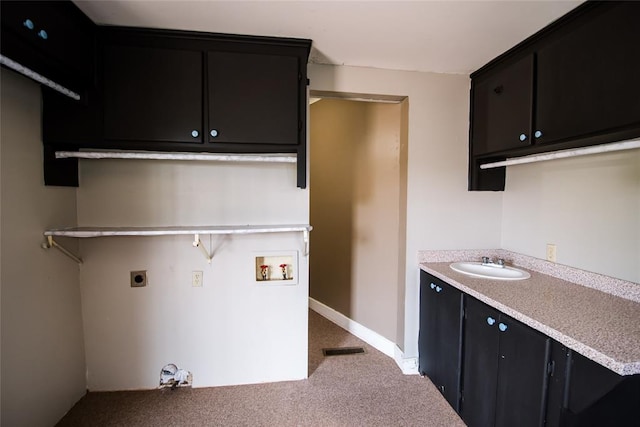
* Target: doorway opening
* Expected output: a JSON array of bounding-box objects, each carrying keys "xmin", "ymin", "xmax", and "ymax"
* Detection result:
[{"xmin": 308, "ymin": 90, "xmax": 409, "ymax": 360}]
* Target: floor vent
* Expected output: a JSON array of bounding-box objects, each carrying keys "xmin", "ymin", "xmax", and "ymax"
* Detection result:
[{"xmin": 322, "ymin": 347, "xmax": 366, "ymax": 356}]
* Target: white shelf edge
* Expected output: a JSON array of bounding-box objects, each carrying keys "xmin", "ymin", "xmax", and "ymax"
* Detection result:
[
  {"xmin": 0, "ymin": 54, "xmax": 81, "ymax": 101},
  {"xmin": 55, "ymin": 150, "xmax": 297, "ymax": 163},
  {"xmin": 480, "ymin": 138, "xmax": 640, "ymax": 170},
  {"xmin": 44, "ymin": 224, "xmax": 312, "ymax": 238},
  {"xmin": 42, "ymin": 225, "xmax": 312, "ymax": 264}
]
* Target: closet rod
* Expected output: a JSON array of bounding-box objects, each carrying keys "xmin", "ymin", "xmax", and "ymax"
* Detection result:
[{"xmin": 480, "ymin": 139, "xmax": 640, "ymax": 170}]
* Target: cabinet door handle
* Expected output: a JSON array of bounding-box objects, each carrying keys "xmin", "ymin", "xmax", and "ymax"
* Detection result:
[
  {"xmin": 210, "ymin": 129, "xmax": 219, "ymax": 138},
  {"xmin": 498, "ymin": 322, "xmax": 508, "ymax": 332},
  {"xmin": 436, "ymin": 286, "xmax": 442, "ymax": 293},
  {"xmin": 519, "ymin": 133, "xmax": 528, "ymax": 142},
  {"xmin": 430, "ymin": 283, "xmax": 436, "ymax": 290},
  {"xmin": 493, "ymin": 85, "xmax": 504, "ymax": 94},
  {"xmin": 486, "ymin": 317, "xmax": 496, "ymax": 326},
  {"xmin": 191, "ymin": 130, "xmax": 199, "ymax": 138},
  {"xmin": 23, "ymin": 19, "xmax": 35, "ymax": 30},
  {"xmin": 534, "ymin": 130, "xmax": 543, "ymax": 139},
  {"xmin": 37, "ymin": 29, "xmax": 48, "ymax": 40}
]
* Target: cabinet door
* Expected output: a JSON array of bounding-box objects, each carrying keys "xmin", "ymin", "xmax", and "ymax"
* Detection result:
[
  {"xmin": 208, "ymin": 51, "xmax": 299, "ymax": 145},
  {"xmin": 419, "ymin": 272, "xmax": 439, "ymax": 379},
  {"xmin": 419, "ymin": 272, "xmax": 463, "ymax": 411},
  {"xmin": 471, "ymin": 55, "xmax": 534, "ymax": 156},
  {"xmin": 494, "ymin": 313, "xmax": 550, "ymax": 427},
  {"xmin": 0, "ymin": 0, "xmax": 95, "ymax": 89},
  {"xmin": 462, "ymin": 298, "xmax": 550, "ymax": 427},
  {"xmin": 461, "ymin": 297, "xmax": 501, "ymax": 427},
  {"xmin": 536, "ymin": 2, "xmax": 640, "ymax": 145},
  {"xmin": 563, "ymin": 351, "xmax": 640, "ymax": 426},
  {"xmin": 103, "ymin": 44, "xmax": 203, "ymax": 144}
]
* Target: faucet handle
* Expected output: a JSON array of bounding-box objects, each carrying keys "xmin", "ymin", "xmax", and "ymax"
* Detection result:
[
  {"xmin": 482, "ymin": 256, "xmax": 490, "ymax": 264},
  {"xmin": 497, "ymin": 258, "xmax": 505, "ymax": 267}
]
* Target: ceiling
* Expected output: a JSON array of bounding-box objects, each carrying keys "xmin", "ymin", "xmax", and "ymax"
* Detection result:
[{"xmin": 74, "ymin": 0, "xmax": 582, "ymax": 75}]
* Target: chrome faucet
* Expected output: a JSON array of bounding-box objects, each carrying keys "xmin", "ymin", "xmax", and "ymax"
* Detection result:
[{"xmin": 482, "ymin": 257, "xmax": 506, "ymax": 268}]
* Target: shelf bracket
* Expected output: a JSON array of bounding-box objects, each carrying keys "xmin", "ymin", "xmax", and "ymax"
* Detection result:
[
  {"xmin": 193, "ymin": 234, "xmax": 212, "ymax": 264},
  {"xmin": 42, "ymin": 236, "xmax": 83, "ymax": 264},
  {"xmin": 303, "ymin": 229, "xmax": 310, "ymax": 256}
]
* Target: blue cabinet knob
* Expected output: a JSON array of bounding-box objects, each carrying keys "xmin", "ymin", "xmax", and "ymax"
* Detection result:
[
  {"xmin": 519, "ymin": 133, "xmax": 527, "ymax": 142},
  {"xmin": 430, "ymin": 283, "xmax": 436, "ymax": 290},
  {"xmin": 486, "ymin": 317, "xmax": 496, "ymax": 326},
  {"xmin": 534, "ymin": 130, "xmax": 543, "ymax": 138},
  {"xmin": 499, "ymin": 323, "xmax": 508, "ymax": 332},
  {"xmin": 210, "ymin": 129, "xmax": 218, "ymax": 138},
  {"xmin": 436, "ymin": 286, "xmax": 442, "ymax": 293},
  {"xmin": 23, "ymin": 19, "xmax": 34, "ymax": 30},
  {"xmin": 191, "ymin": 130, "xmax": 199, "ymax": 138},
  {"xmin": 37, "ymin": 29, "xmax": 48, "ymax": 40}
]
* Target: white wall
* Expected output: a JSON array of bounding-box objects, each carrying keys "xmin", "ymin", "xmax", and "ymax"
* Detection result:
[
  {"xmin": 77, "ymin": 158, "xmax": 309, "ymax": 390},
  {"xmin": 308, "ymin": 64, "xmax": 503, "ymax": 359},
  {"xmin": 1, "ymin": 70, "xmax": 86, "ymax": 426},
  {"xmin": 502, "ymin": 150, "xmax": 640, "ymax": 283}
]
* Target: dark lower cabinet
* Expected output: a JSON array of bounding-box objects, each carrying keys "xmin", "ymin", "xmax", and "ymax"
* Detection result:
[
  {"xmin": 558, "ymin": 351, "xmax": 640, "ymax": 427},
  {"xmin": 418, "ymin": 269, "xmax": 640, "ymax": 427},
  {"xmin": 461, "ymin": 297, "xmax": 551, "ymax": 427},
  {"xmin": 419, "ymin": 271, "xmax": 463, "ymax": 411}
]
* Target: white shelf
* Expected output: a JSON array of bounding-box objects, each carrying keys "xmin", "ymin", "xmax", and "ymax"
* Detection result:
[
  {"xmin": 480, "ymin": 138, "xmax": 640, "ymax": 170},
  {"xmin": 43, "ymin": 224, "xmax": 312, "ymax": 264},
  {"xmin": 44, "ymin": 224, "xmax": 312, "ymax": 238},
  {"xmin": 55, "ymin": 150, "xmax": 297, "ymax": 163}
]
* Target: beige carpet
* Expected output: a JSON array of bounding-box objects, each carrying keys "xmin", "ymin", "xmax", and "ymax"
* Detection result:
[{"xmin": 57, "ymin": 310, "xmax": 465, "ymax": 426}]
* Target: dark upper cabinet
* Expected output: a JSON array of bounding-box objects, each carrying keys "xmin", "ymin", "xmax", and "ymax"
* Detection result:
[
  {"xmin": 469, "ymin": 1, "xmax": 640, "ymax": 191},
  {"xmin": 419, "ymin": 271, "xmax": 464, "ymax": 411},
  {"xmin": 103, "ymin": 44, "xmax": 204, "ymax": 144},
  {"xmin": 471, "ymin": 55, "xmax": 534, "ymax": 155},
  {"xmin": 535, "ymin": 2, "xmax": 640, "ymax": 146},
  {"xmin": 461, "ymin": 297, "xmax": 550, "ymax": 427},
  {"xmin": 0, "ymin": 0, "xmax": 95, "ymax": 92},
  {"xmin": 96, "ymin": 28, "xmax": 307, "ymax": 151},
  {"xmin": 42, "ymin": 26, "xmax": 312, "ymax": 187},
  {"xmin": 208, "ymin": 51, "xmax": 299, "ymax": 145}
]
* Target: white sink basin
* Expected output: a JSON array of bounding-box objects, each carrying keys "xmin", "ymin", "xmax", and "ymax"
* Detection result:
[{"xmin": 450, "ymin": 261, "xmax": 531, "ymax": 281}]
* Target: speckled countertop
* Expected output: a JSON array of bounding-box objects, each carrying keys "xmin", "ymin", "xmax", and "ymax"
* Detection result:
[{"xmin": 418, "ymin": 250, "xmax": 640, "ymax": 376}]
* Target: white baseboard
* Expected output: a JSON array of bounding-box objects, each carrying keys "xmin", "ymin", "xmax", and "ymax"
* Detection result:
[
  {"xmin": 309, "ymin": 297, "xmax": 419, "ymax": 375},
  {"xmin": 394, "ymin": 345, "xmax": 419, "ymax": 375}
]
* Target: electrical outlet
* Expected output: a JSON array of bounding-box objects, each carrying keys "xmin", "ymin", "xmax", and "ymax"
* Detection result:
[
  {"xmin": 192, "ymin": 271, "xmax": 203, "ymax": 287},
  {"xmin": 131, "ymin": 271, "xmax": 147, "ymax": 287},
  {"xmin": 546, "ymin": 244, "xmax": 557, "ymax": 262}
]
